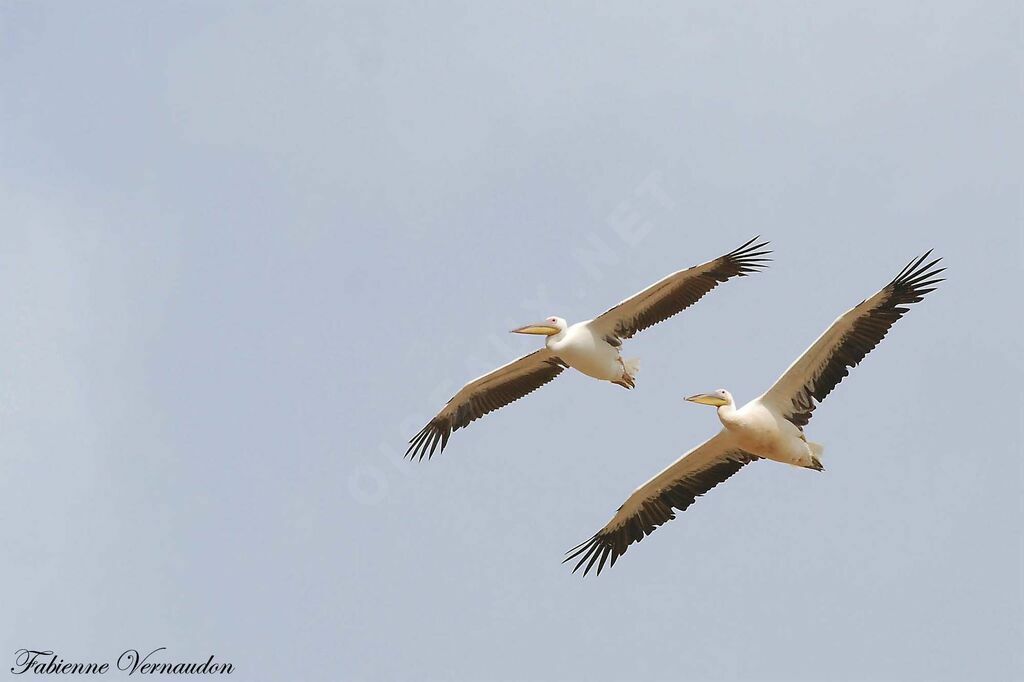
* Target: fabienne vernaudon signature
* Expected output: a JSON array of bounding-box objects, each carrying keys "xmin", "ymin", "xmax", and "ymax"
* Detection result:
[{"xmin": 12, "ymin": 648, "xmax": 234, "ymax": 676}]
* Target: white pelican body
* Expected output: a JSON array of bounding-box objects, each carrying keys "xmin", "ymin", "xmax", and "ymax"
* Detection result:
[
  {"xmin": 567, "ymin": 252, "xmax": 943, "ymax": 576},
  {"xmin": 698, "ymin": 391, "xmax": 823, "ymax": 470},
  {"xmin": 406, "ymin": 237, "xmax": 770, "ymax": 460},
  {"xmin": 545, "ymin": 320, "xmax": 638, "ymax": 385}
]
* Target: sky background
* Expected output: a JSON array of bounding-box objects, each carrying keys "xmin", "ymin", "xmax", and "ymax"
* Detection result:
[{"xmin": 2, "ymin": 2, "xmax": 1022, "ymax": 681}]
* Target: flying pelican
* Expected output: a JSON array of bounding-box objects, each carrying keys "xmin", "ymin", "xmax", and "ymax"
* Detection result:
[
  {"xmin": 406, "ymin": 237, "xmax": 771, "ymax": 460},
  {"xmin": 566, "ymin": 251, "xmax": 943, "ymax": 576}
]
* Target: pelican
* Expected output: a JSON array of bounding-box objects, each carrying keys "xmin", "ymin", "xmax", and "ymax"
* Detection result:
[
  {"xmin": 566, "ymin": 251, "xmax": 944, "ymax": 576},
  {"xmin": 406, "ymin": 237, "xmax": 771, "ymax": 460}
]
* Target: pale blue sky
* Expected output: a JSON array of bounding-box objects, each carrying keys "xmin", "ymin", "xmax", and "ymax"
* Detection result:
[{"xmin": 2, "ymin": 3, "xmax": 1022, "ymax": 681}]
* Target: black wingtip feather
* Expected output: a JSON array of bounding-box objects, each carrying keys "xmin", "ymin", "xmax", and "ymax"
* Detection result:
[{"xmin": 727, "ymin": 238, "xmax": 773, "ymax": 277}]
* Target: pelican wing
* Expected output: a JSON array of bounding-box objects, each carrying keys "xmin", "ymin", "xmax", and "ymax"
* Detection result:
[
  {"xmin": 759, "ymin": 252, "xmax": 944, "ymax": 428},
  {"xmin": 565, "ymin": 430, "xmax": 758, "ymax": 576},
  {"xmin": 588, "ymin": 236, "xmax": 770, "ymax": 343},
  {"xmin": 406, "ymin": 349, "xmax": 567, "ymax": 461}
]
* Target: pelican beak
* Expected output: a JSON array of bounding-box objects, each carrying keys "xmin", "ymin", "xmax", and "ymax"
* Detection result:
[
  {"xmin": 685, "ymin": 392, "xmax": 729, "ymax": 407},
  {"xmin": 510, "ymin": 322, "xmax": 560, "ymax": 336}
]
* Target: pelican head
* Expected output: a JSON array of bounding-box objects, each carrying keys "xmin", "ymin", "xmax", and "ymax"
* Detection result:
[
  {"xmin": 685, "ymin": 388, "xmax": 733, "ymax": 407},
  {"xmin": 511, "ymin": 316, "xmax": 566, "ymax": 336}
]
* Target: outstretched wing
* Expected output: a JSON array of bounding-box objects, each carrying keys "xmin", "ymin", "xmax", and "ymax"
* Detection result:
[
  {"xmin": 759, "ymin": 252, "xmax": 944, "ymax": 428},
  {"xmin": 565, "ymin": 430, "xmax": 758, "ymax": 576},
  {"xmin": 587, "ymin": 236, "xmax": 770, "ymax": 344},
  {"xmin": 406, "ymin": 349, "xmax": 567, "ymax": 461}
]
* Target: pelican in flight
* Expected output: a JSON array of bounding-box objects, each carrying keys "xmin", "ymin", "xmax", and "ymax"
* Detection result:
[
  {"xmin": 406, "ymin": 237, "xmax": 771, "ymax": 460},
  {"xmin": 566, "ymin": 251, "xmax": 944, "ymax": 576}
]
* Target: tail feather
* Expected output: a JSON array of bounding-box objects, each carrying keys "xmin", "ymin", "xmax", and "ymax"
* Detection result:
[{"xmin": 612, "ymin": 358, "xmax": 640, "ymax": 390}]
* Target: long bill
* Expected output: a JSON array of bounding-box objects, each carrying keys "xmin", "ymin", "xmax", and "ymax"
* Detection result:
[
  {"xmin": 510, "ymin": 322, "xmax": 560, "ymax": 336},
  {"xmin": 685, "ymin": 392, "xmax": 729, "ymax": 407}
]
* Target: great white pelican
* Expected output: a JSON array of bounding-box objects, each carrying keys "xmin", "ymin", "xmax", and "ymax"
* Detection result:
[
  {"xmin": 406, "ymin": 237, "xmax": 771, "ymax": 460},
  {"xmin": 565, "ymin": 251, "xmax": 944, "ymax": 575}
]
